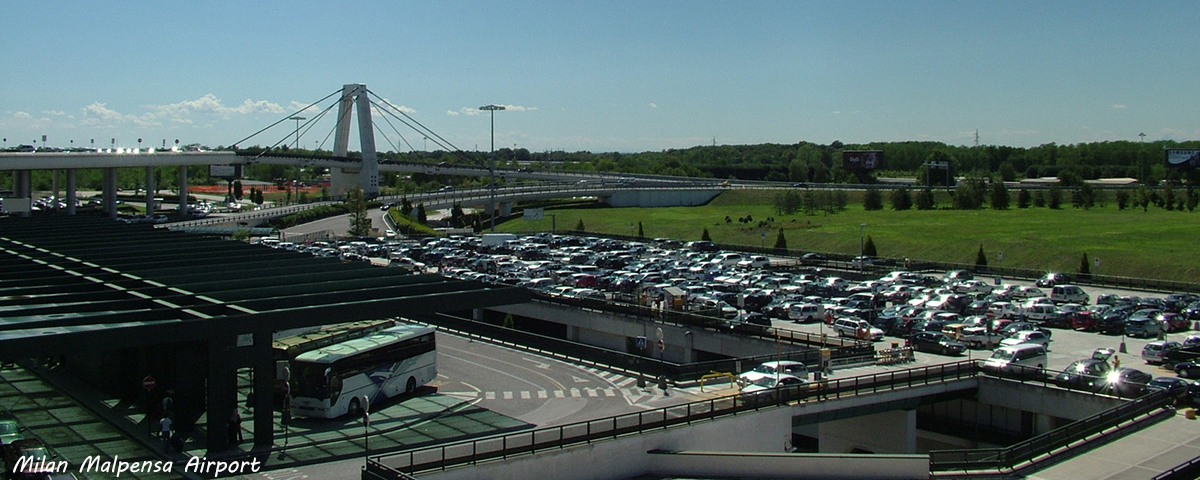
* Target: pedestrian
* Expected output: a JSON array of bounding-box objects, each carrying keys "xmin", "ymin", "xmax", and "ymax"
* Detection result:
[
  {"xmin": 158, "ymin": 415, "xmax": 173, "ymax": 451},
  {"xmin": 162, "ymin": 390, "xmax": 174, "ymax": 417},
  {"xmin": 229, "ymin": 410, "xmax": 243, "ymax": 445}
]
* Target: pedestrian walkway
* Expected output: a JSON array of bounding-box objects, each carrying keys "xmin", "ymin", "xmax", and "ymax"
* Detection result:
[{"xmin": 1028, "ymin": 409, "xmax": 1200, "ymax": 480}]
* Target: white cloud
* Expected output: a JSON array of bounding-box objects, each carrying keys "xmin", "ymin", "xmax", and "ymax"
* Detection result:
[
  {"xmin": 1112, "ymin": 104, "xmax": 1127, "ymax": 109},
  {"xmin": 500, "ymin": 104, "xmax": 537, "ymax": 112},
  {"xmin": 455, "ymin": 107, "xmax": 482, "ymax": 116},
  {"xmin": 446, "ymin": 110, "xmax": 459, "ymax": 116},
  {"xmin": 152, "ymin": 94, "xmax": 285, "ymax": 118},
  {"xmin": 13, "ymin": 111, "xmax": 32, "ymax": 119},
  {"xmin": 649, "ymin": 103, "xmax": 658, "ymax": 108},
  {"xmin": 80, "ymin": 103, "xmax": 161, "ymax": 128},
  {"xmin": 42, "ymin": 110, "xmax": 65, "ymax": 116}
]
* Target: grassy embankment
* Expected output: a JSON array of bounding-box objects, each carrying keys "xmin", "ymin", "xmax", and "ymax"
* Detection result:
[{"xmin": 500, "ymin": 189, "xmax": 1199, "ymax": 283}]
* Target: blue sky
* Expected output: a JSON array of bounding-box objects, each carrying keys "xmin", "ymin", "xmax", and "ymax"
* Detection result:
[{"xmin": 2, "ymin": 1, "xmax": 1197, "ymax": 153}]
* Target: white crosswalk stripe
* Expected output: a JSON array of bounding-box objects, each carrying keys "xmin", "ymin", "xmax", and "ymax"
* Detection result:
[{"xmin": 467, "ymin": 387, "xmax": 668, "ymax": 404}]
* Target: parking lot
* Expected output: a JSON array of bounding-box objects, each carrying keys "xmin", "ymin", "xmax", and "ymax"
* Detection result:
[{"xmin": 256, "ymin": 233, "xmax": 1200, "ymax": 394}]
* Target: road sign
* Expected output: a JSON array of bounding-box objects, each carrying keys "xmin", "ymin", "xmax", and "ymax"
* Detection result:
[
  {"xmin": 636, "ymin": 336, "xmax": 647, "ymax": 350},
  {"xmin": 657, "ymin": 339, "xmax": 664, "ymax": 352},
  {"xmin": 1094, "ymin": 257, "xmax": 1100, "ymax": 268},
  {"xmin": 655, "ymin": 327, "xmax": 663, "ymax": 341},
  {"xmin": 142, "ymin": 375, "xmax": 156, "ymax": 391}
]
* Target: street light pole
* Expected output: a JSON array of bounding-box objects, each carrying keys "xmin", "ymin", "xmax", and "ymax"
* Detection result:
[
  {"xmin": 859, "ymin": 223, "xmax": 866, "ymax": 272},
  {"xmin": 289, "ymin": 116, "xmax": 306, "ymax": 204},
  {"xmin": 479, "ymin": 105, "xmax": 505, "ymax": 232},
  {"xmin": 1139, "ymin": 132, "xmax": 1146, "ymax": 184}
]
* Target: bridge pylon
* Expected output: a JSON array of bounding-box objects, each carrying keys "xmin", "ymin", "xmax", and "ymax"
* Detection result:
[{"xmin": 331, "ymin": 84, "xmax": 379, "ymax": 199}]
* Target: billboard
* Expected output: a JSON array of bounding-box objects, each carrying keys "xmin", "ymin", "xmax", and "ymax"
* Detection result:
[
  {"xmin": 209, "ymin": 164, "xmax": 242, "ymax": 179},
  {"xmin": 1166, "ymin": 149, "xmax": 1200, "ymax": 169},
  {"xmin": 524, "ymin": 208, "xmax": 544, "ymax": 221},
  {"xmin": 842, "ymin": 150, "xmax": 882, "ymax": 171}
]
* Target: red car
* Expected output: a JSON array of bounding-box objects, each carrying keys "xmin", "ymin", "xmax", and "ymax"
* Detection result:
[
  {"xmin": 1072, "ymin": 311, "xmax": 1097, "ymax": 332},
  {"xmin": 1158, "ymin": 312, "xmax": 1190, "ymax": 333}
]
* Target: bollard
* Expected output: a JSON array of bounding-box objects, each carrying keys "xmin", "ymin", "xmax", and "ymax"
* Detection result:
[{"xmin": 1187, "ymin": 409, "xmax": 1197, "ymax": 420}]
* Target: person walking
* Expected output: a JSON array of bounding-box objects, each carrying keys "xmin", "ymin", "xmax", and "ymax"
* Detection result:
[{"xmin": 158, "ymin": 415, "xmax": 173, "ymax": 451}]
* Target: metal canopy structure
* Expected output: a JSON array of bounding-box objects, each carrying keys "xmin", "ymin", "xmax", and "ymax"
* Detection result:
[{"xmin": 0, "ymin": 215, "xmax": 530, "ymax": 453}]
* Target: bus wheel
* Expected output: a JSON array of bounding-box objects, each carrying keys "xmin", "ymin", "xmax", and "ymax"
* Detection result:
[
  {"xmin": 348, "ymin": 397, "xmax": 361, "ymax": 417},
  {"xmin": 406, "ymin": 377, "xmax": 417, "ymax": 395}
]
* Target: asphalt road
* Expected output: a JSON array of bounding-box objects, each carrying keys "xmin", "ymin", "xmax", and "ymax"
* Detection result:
[{"xmin": 432, "ymin": 332, "xmax": 718, "ymax": 427}]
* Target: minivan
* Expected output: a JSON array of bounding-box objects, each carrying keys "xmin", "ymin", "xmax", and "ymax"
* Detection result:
[
  {"xmin": 983, "ymin": 344, "xmax": 1047, "ymax": 375},
  {"xmin": 788, "ymin": 303, "xmax": 825, "ymax": 323},
  {"xmin": 1051, "ymin": 285, "xmax": 1090, "ymax": 305}
]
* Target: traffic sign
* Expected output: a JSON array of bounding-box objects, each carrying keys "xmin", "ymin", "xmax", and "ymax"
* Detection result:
[
  {"xmin": 636, "ymin": 336, "xmax": 647, "ymax": 350},
  {"xmin": 142, "ymin": 375, "xmax": 156, "ymax": 391},
  {"xmin": 657, "ymin": 339, "xmax": 664, "ymax": 352}
]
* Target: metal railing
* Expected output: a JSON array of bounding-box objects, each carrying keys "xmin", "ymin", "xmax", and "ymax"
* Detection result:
[
  {"xmin": 1153, "ymin": 452, "xmax": 1200, "ymax": 480},
  {"xmin": 928, "ymin": 388, "xmax": 1174, "ymax": 472},
  {"xmin": 364, "ymin": 361, "xmax": 979, "ymax": 478}
]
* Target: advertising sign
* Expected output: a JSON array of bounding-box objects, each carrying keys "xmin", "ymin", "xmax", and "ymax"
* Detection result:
[
  {"xmin": 209, "ymin": 164, "xmax": 242, "ymax": 179},
  {"xmin": 1166, "ymin": 149, "xmax": 1200, "ymax": 169},
  {"xmin": 524, "ymin": 208, "xmax": 544, "ymax": 221},
  {"xmin": 842, "ymin": 150, "xmax": 882, "ymax": 171}
]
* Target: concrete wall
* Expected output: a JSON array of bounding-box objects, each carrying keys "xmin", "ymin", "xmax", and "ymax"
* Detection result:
[
  {"xmin": 650, "ymin": 451, "xmax": 929, "ymax": 480},
  {"xmin": 412, "ymin": 405, "xmax": 795, "ymax": 480},
  {"xmin": 493, "ymin": 301, "xmax": 798, "ymax": 363},
  {"xmin": 604, "ymin": 189, "xmax": 721, "ymax": 207},
  {"xmin": 976, "ymin": 376, "xmax": 1124, "ymax": 420},
  {"xmin": 819, "ymin": 409, "xmax": 917, "ymax": 454}
]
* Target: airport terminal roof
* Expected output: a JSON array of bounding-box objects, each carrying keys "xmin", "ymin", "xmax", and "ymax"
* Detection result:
[{"xmin": 0, "ymin": 215, "xmax": 528, "ymax": 360}]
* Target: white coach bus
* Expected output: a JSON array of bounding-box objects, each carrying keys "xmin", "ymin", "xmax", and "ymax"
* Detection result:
[{"xmin": 290, "ymin": 323, "xmax": 437, "ymax": 419}]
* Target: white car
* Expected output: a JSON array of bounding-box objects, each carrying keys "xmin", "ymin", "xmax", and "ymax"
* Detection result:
[
  {"xmin": 737, "ymin": 361, "xmax": 810, "ymax": 387},
  {"xmin": 999, "ymin": 330, "xmax": 1051, "ymax": 349},
  {"xmin": 736, "ymin": 256, "xmax": 770, "ymax": 269}
]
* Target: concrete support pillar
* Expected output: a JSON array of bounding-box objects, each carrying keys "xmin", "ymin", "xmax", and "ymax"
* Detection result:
[
  {"xmin": 472, "ymin": 308, "xmax": 484, "ymax": 321},
  {"xmin": 818, "ymin": 409, "xmax": 918, "ymax": 454},
  {"xmin": 566, "ymin": 325, "xmax": 579, "ymax": 342},
  {"xmin": 145, "ymin": 167, "xmax": 156, "ymax": 214},
  {"xmin": 65, "ymin": 169, "xmax": 76, "ymax": 215},
  {"xmin": 251, "ymin": 332, "xmax": 276, "ymax": 449},
  {"xmin": 15, "ymin": 170, "xmax": 31, "ymax": 217},
  {"xmin": 682, "ymin": 331, "xmax": 695, "ymax": 364},
  {"xmin": 206, "ymin": 337, "xmax": 236, "ymax": 454},
  {"xmin": 1035, "ymin": 413, "xmax": 1054, "ymax": 436},
  {"xmin": 500, "ymin": 202, "xmax": 513, "ymax": 218},
  {"xmin": 103, "ymin": 168, "xmax": 118, "ymax": 218},
  {"xmin": 177, "ymin": 166, "xmax": 188, "ymax": 217}
]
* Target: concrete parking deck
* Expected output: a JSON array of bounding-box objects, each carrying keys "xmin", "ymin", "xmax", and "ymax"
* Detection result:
[{"xmin": 1028, "ymin": 408, "xmax": 1200, "ymax": 480}]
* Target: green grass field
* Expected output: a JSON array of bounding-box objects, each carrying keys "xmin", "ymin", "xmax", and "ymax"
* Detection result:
[{"xmin": 500, "ymin": 189, "xmax": 1200, "ymax": 283}]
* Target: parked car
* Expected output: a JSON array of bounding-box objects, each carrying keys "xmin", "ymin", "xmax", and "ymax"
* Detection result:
[
  {"xmin": 1141, "ymin": 340, "xmax": 1182, "ymax": 365},
  {"xmin": 737, "ymin": 361, "xmax": 810, "ymax": 386},
  {"xmin": 1036, "ymin": 272, "xmax": 1070, "ymax": 288},
  {"xmin": 908, "ymin": 331, "xmax": 967, "ymax": 356},
  {"xmin": 832, "ymin": 318, "xmax": 884, "ymax": 341},
  {"xmin": 1175, "ymin": 361, "xmax": 1200, "ymax": 379},
  {"xmin": 1124, "ymin": 310, "xmax": 1163, "ymax": 338},
  {"xmin": 1157, "ymin": 312, "xmax": 1190, "ymax": 333},
  {"xmin": 1054, "ymin": 359, "xmax": 1111, "ymax": 391},
  {"xmin": 1049, "ymin": 285, "xmax": 1090, "ymax": 305},
  {"xmin": 739, "ymin": 374, "xmax": 808, "ymax": 405},
  {"xmin": 788, "ymin": 303, "xmax": 825, "ymax": 323},
  {"xmin": 983, "ymin": 344, "xmax": 1047, "ymax": 376},
  {"xmin": 4, "ymin": 439, "xmax": 55, "ymax": 479},
  {"xmin": 1103, "ymin": 368, "xmax": 1153, "ymax": 398},
  {"xmin": 1000, "ymin": 330, "xmax": 1052, "ymax": 349},
  {"xmin": 0, "ymin": 415, "xmax": 23, "ymax": 453},
  {"xmin": 1146, "ymin": 377, "xmax": 1190, "ymax": 400}
]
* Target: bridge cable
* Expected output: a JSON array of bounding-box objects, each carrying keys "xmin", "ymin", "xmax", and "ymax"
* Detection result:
[
  {"xmin": 368, "ymin": 90, "xmax": 486, "ymax": 169},
  {"xmin": 228, "ymin": 89, "xmax": 341, "ymax": 151}
]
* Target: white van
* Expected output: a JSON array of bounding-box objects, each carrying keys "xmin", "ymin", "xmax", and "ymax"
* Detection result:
[
  {"xmin": 983, "ymin": 344, "xmax": 1047, "ymax": 375},
  {"xmin": 1050, "ymin": 285, "xmax": 1090, "ymax": 305}
]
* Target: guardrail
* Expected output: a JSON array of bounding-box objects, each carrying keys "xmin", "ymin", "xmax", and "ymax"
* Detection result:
[
  {"xmin": 364, "ymin": 361, "xmax": 979, "ymax": 478},
  {"xmin": 1153, "ymin": 452, "xmax": 1200, "ymax": 480},
  {"xmin": 928, "ymin": 388, "xmax": 1174, "ymax": 472}
]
